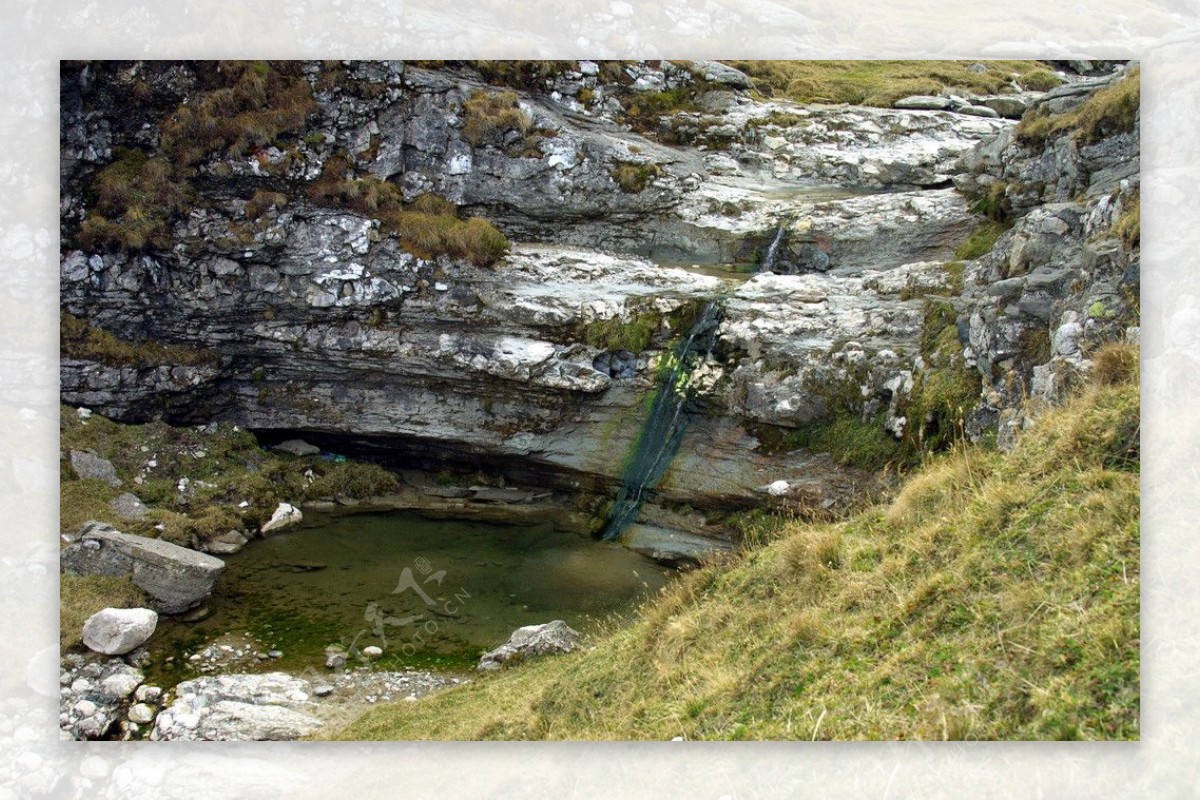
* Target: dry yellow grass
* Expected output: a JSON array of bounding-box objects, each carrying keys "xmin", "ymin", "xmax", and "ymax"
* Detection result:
[
  {"xmin": 727, "ymin": 60, "xmax": 1062, "ymax": 107},
  {"xmin": 60, "ymin": 574, "xmax": 147, "ymax": 650}
]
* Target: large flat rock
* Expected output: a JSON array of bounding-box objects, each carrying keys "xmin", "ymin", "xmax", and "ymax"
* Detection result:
[{"xmin": 61, "ymin": 522, "xmax": 225, "ymax": 614}]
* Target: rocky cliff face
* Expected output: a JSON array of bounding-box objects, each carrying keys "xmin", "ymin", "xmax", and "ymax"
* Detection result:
[{"xmin": 60, "ymin": 60, "xmax": 1139, "ymax": 549}]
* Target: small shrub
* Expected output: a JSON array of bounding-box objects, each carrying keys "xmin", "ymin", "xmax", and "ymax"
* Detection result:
[
  {"xmin": 782, "ymin": 414, "xmax": 906, "ymax": 471},
  {"xmin": 580, "ymin": 311, "xmax": 661, "ymax": 352},
  {"xmin": 462, "ymin": 89, "xmax": 532, "ymax": 148}
]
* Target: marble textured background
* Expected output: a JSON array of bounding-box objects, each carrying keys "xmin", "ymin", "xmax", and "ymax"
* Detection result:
[{"xmin": 0, "ymin": 0, "xmax": 1195, "ymax": 796}]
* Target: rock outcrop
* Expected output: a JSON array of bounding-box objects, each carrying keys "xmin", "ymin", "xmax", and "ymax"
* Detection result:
[
  {"xmin": 60, "ymin": 522, "xmax": 226, "ymax": 614},
  {"xmin": 477, "ymin": 620, "xmax": 581, "ymax": 671},
  {"xmin": 59, "ymin": 60, "xmax": 1139, "ymax": 550},
  {"xmin": 152, "ymin": 673, "xmax": 324, "ymax": 741}
]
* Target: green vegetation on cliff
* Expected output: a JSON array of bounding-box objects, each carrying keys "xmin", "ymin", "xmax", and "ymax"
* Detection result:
[
  {"xmin": 337, "ymin": 352, "xmax": 1138, "ymax": 740},
  {"xmin": 1017, "ymin": 68, "xmax": 1140, "ymax": 148},
  {"xmin": 308, "ymin": 154, "xmax": 509, "ymax": 266}
]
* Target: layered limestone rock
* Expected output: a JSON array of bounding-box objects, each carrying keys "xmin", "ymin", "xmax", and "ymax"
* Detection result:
[{"xmin": 59, "ymin": 60, "xmax": 1138, "ymax": 547}]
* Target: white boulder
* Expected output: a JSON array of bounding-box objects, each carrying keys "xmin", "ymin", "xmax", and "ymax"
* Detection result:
[{"xmin": 82, "ymin": 608, "xmax": 158, "ymax": 656}]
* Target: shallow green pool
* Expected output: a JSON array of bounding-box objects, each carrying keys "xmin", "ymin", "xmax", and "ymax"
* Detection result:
[{"xmin": 149, "ymin": 511, "xmax": 674, "ymax": 680}]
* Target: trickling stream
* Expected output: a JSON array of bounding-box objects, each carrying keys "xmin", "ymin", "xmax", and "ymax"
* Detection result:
[
  {"xmin": 600, "ymin": 300, "xmax": 723, "ymax": 541},
  {"xmin": 758, "ymin": 224, "xmax": 788, "ymax": 274}
]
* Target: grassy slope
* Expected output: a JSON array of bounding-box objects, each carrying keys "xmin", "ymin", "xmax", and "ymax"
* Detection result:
[
  {"xmin": 725, "ymin": 60, "xmax": 1062, "ymax": 107},
  {"xmin": 337, "ymin": 362, "xmax": 1139, "ymax": 741}
]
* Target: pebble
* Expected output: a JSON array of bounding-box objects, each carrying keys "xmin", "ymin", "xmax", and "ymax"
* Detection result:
[
  {"xmin": 313, "ymin": 684, "xmax": 334, "ymax": 697},
  {"xmin": 134, "ymin": 685, "xmax": 162, "ymax": 702},
  {"xmin": 362, "ymin": 645, "xmax": 383, "ymax": 658},
  {"xmin": 268, "ymin": 650, "xmax": 283, "ymax": 658},
  {"xmin": 127, "ymin": 703, "xmax": 156, "ymax": 724}
]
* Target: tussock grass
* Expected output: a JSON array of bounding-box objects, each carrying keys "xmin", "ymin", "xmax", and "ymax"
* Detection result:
[
  {"xmin": 1016, "ymin": 68, "xmax": 1139, "ymax": 149},
  {"xmin": 76, "ymin": 148, "xmax": 192, "ymax": 252},
  {"xmin": 726, "ymin": 60, "xmax": 1062, "ymax": 107},
  {"xmin": 462, "ymin": 89, "xmax": 532, "ymax": 147},
  {"xmin": 306, "ymin": 462, "xmax": 400, "ymax": 500},
  {"xmin": 611, "ymin": 162, "xmax": 662, "ymax": 193},
  {"xmin": 160, "ymin": 60, "xmax": 317, "ymax": 166},
  {"xmin": 244, "ymin": 189, "xmax": 290, "ymax": 220},
  {"xmin": 308, "ymin": 156, "xmax": 508, "ymax": 266},
  {"xmin": 335, "ymin": 360, "xmax": 1138, "ymax": 741}
]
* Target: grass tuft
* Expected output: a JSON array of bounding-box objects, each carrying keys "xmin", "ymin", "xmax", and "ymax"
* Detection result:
[
  {"xmin": 76, "ymin": 148, "xmax": 192, "ymax": 252},
  {"xmin": 954, "ymin": 220, "xmax": 1010, "ymax": 260},
  {"xmin": 462, "ymin": 89, "xmax": 533, "ymax": 148}
]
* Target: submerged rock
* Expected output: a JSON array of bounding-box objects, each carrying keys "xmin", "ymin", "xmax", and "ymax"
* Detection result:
[
  {"xmin": 477, "ymin": 620, "xmax": 581, "ymax": 671},
  {"xmin": 205, "ymin": 530, "xmax": 248, "ymax": 555},
  {"xmin": 61, "ymin": 522, "xmax": 225, "ymax": 614},
  {"xmin": 622, "ymin": 524, "xmax": 736, "ymax": 566}
]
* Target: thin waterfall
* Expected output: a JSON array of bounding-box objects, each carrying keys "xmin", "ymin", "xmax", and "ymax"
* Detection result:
[
  {"xmin": 758, "ymin": 224, "xmax": 787, "ymax": 273},
  {"xmin": 600, "ymin": 301, "xmax": 723, "ymax": 541}
]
